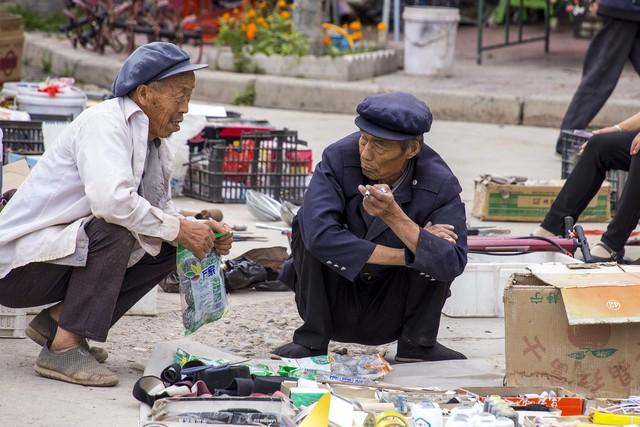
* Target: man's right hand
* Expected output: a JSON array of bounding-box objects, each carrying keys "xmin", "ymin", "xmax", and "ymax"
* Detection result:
[
  {"xmin": 176, "ymin": 219, "xmax": 215, "ymax": 259},
  {"xmin": 425, "ymin": 222, "xmax": 458, "ymax": 244}
]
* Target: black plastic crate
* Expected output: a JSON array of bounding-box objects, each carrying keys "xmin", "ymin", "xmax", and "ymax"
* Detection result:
[
  {"xmin": 560, "ymin": 129, "xmax": 627, "ymax": 214},
  {"xmin": 0, "ymin": 120, "xmax": 44, "ymax": 165},
  {"xmin": 183, "ymin": 131, "xmax": 311, "ymax": 204}
]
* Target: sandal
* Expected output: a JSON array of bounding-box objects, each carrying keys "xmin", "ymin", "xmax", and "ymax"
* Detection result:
[{"xmin": 587, "ymin": 242, "xmax": 624, "ymax": 263}]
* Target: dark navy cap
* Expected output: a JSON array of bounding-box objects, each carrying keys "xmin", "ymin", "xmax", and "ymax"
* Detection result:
[
  {"xmin": 111, "ymin": 42, "xmax": 208, "ymax": 97},
  {"xmin": 355, "ymin": 92, "xmax": 432, "ymax": 141}
]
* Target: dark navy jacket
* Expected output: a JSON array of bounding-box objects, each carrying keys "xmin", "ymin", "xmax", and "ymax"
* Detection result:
[
  {"xmin": 598, "ymin": 0, "xmax": 640, "ymax": 21},
  {"xmin": 286, "ymin": 132, "xmax": 468, "ymax": 284}
]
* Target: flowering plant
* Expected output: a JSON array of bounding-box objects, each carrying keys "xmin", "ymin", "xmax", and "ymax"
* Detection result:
[{"xmin": 217, "ymin": 0, "xmax": 310, "ymax": 70}]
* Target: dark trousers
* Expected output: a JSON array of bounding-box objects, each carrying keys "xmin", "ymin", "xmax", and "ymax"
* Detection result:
[
  {"xmin": 288, "ymin": 223, "xmax": 451, "ymax": 350},
  {"xmin": 543, "ymin": 131, "xmax": 639, "ymax": 252},
  {"xmin": 556, "ymin": 17, "xmax": 640, "ymax": 152},
  {"xmin": 0, "ymin": 218, "xmax": 176, "ymax": 342}
]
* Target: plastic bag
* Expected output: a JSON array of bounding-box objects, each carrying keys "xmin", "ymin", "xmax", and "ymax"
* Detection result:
[
  {"xmin": 224, "ymin": 257, "xmax": 268, "ymax": 291},
  {"xmin": 177, "ymin": 245, "xmax": 229, "ymax": 335}
]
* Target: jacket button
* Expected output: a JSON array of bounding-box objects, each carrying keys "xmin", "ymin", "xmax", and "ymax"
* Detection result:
[
  {"xmin": 412, "ymin": 179, "xmax": 418, "ymax": 186},
  {"xmin": 341, "ymin": 267, "xmax": 346, "ymax": 271},
  {"xmin": 326, "ymin": 261, "xmax": 332, "ymax": 265}
]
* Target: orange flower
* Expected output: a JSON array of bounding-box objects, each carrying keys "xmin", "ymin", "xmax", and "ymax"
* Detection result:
[
  {"xmin": 277, "ymin": 0, "xmax": 287, "ymax": 8},
  {"xmin": 248, "ymin": 8, "xmax": 256, "ymax": 18},
  {"xmin": 246, "ymin": 22, "xmax": 257, "ymax": 40},
  {"xmin": 322, "ymin": 35, "xmax": 331, "ymax": 46},
  {"xmin": 280, "ymin": 10, "xmax": 290, "ymax": 19},
  {"xmin": 257, "ymin": 17, "xmax": 268, "ymax": 27},
  {"xmin": 222, "ymin": 12, "xmax": 230, "ymax": 21},
  {"xmin": 349, "ymin": 21, "xmax": 362, "ymax": 31},
  {"xmin": 259, "ymin": 1, "xmax": 267, "ymax": 9},
  {"xmin": 377, "ymin": 22, "xmax": 386, "ymax": 31},
  {"xmin": 352, "ymin": 31, "xmax": 363, "ymax": 40},
  {"xmin": 233, "ymin": 7, "xmax": 239, "ymax": 15}
]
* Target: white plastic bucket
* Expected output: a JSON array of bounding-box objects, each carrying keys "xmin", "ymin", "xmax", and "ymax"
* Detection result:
[
  {"xmin": 16, "ymin": 86, "xmax": 86, "ymax": 119},
  {"xmin": 403, "ymin": 6, "xmax": 460, "ymax": 76}
]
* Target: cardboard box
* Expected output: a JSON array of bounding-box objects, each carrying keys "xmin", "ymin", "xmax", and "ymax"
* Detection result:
[
  {"xmin": 472, "ymin": 179, "xmax": 610, "ymax": 222},
  {"xmin": 0, "ymin": 14, "xmax": 24, "ymax": 84},
  {"xmin": 505, "ymin": 266, "xmax": 640, "ymax": 398}
]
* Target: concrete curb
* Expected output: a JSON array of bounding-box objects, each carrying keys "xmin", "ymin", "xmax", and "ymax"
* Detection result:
[{"xmin": 22, "ymin": 34, "xmax": 640, "ymax": 128}]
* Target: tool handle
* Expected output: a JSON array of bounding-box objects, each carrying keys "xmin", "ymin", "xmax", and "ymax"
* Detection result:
[{"xmin": 574, "ymin": 225, "xmax": 592, "ymax": 263}]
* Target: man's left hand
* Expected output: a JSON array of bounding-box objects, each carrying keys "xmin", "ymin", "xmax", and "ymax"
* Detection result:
[
  {"xmin": 358, "ymin": 184, "xmax": 399, "ymax": 219},
  {"xmin": 207, "ymin": 221, "xmax": 233, "ymax": 256}
]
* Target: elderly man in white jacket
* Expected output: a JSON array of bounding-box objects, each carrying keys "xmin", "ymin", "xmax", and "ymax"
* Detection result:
[{"xmin": 0, "ymin": 43, "xmax": 232, "ymax": 387}]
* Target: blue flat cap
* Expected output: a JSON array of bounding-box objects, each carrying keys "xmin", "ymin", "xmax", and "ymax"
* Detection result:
[
  {"xmin": 111, "ymin": 42, "xmax": 208, "ymax": 97},
  {"xmin": 355, "ymin": 92, "xmax": 432, "ymax": 141}
]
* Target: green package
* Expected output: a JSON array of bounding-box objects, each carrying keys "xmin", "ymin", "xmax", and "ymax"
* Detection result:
[
  {"xmin": 177, "ymin": 245, "xmax": 229, "ymax": 335},
  {"xmin": 175, "ymin": 348, "xmax": 229, "ymax": 367}
]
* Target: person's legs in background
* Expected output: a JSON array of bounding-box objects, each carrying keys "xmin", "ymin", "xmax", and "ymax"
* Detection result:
[
  {"xmin": 537, "ymin": 132, "xmax": 636, "ymax": 259},
  {"xmin": 555, "ymin": 18, "xmax": 639, "ymax": 153}
]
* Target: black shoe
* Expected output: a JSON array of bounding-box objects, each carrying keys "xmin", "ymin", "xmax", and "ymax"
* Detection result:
[
  {"xmin": 395, "ymin": 341, "xmax": 467, "ymax": 363},
  {"xmin": 271, "ymin": 342, "xmax": 326, "ymax": 359}
]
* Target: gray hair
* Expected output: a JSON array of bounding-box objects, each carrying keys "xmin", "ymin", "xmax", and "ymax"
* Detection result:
[{"xmin": 399, "ymin": 135, "xmax": 423, "ymax": 152}]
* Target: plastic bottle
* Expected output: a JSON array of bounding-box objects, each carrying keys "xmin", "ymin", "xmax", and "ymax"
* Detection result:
[{"xmin": 411, "ymin": 402, "xmax": 443, "ymax": 427}]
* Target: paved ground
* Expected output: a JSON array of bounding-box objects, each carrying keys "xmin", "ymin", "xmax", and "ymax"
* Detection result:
[
  {"xmin": 1, "ymin": 103, "xmax": 610, "ymax": 426},
  {"xmin": 21, "ymin": 25, "xmax": 640, "ymax": 129}
]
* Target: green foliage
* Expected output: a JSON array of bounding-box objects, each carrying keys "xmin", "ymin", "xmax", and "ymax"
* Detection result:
[
  {"xmin": 40, "ymin": 51, "xmax": 52, "ymax": 73},
  {"xmin": 216, "ymin": 3, "xmax": 309, "ymax": 72},
  {"xmin": 251, "ymin": 13, "xmax": 309, "ymax": 57},
  {"xmin": 4, "ymin": 5, "xmax": 67, "ymax": 33},
  {"xmin": 233, "ymin": 83, "xmax": 256, "ymax": 106}
]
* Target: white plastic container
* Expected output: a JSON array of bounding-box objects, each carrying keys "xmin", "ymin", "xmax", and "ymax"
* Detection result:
[
  {"xmin": 0, "ymin": 305, "xmax": 26, "ymax": 338},
  {"xmin": 442, "ymin": 252, "xmax": 579, "ymax": 318},
  {"xmin": 412, "ymin": 402, "xmax": 443, "ymax": 427},
  {"xmin": 403, "ymin": 6, "xmax": 460, "ymax": 76},
  {"xmin": 127, "ymin": 286, "xmax": 158, "ymax": 316},
  {"xmin": 16, "ymin": 85, "xmax": 86, "ymax": 119}
]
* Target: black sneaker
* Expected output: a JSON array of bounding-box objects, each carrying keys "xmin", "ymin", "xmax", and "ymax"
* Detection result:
[{"xmin": 395, "ymin": 341, "xmax": 467, "ymax": 363}]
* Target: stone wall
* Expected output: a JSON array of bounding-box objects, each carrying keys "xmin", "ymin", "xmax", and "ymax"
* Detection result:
[{"xmin": 16, "ymin": 0, "xmax": 64, "ymax": 15}]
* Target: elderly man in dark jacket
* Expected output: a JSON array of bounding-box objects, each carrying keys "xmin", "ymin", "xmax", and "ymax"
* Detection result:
[
  {"xmin": 556, "ymin": 0, "xmax": 640, "ymax": 153},
  {"xmin": 274, "ymin": 92, "xmax": 468, "ymax": 362}
]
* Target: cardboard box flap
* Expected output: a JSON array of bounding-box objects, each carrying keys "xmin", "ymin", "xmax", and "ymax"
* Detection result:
[
  {"xmin": 528, "ymin": 263, "xmax": 640, "ymax": 288},
  {"xmin": 527, "ymin": 264, "xmax": 640, "ymax": 325},
  {"xmin": 560, "ymin": 286, "xmax": 640, "ymax": 325}
]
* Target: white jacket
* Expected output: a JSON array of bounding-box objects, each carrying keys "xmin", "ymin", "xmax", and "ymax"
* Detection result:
[{"xmin": 0, "ymin": 96, "xmax": 181, "ymax": 279}]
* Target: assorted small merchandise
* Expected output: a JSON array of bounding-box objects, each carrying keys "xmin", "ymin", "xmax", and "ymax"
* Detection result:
[{"xmin": 136, "ymin": 347, "xmax": 608, "ymax": 427}]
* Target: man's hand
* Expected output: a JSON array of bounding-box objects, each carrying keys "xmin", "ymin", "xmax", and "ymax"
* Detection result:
[
  {"xmin": 425, "ymin": 221, "xmax": 457, "ymax": 244},
  {"xmin": 208, "ymin": 220, "xmax": 233, "ymax": 256},
  {"xmin": 176, "ymin": 219, "xmax": 215, "ymax": 259},
  {"xmin": 357, "ymin": 184, "xmax": 399, "ymax": 219},
  {"xmin": 631, "ymin": 132, "xmax": 640, "ymax": 156}
]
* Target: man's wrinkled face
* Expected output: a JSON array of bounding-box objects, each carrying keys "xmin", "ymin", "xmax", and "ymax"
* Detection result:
[
  {"xmin": 137, "ymin": 71, "xmax": 195, "ymax": 139},
  {"xmin": 358, "ymin": 131, "xmax": 419, "ymax": 184}
]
